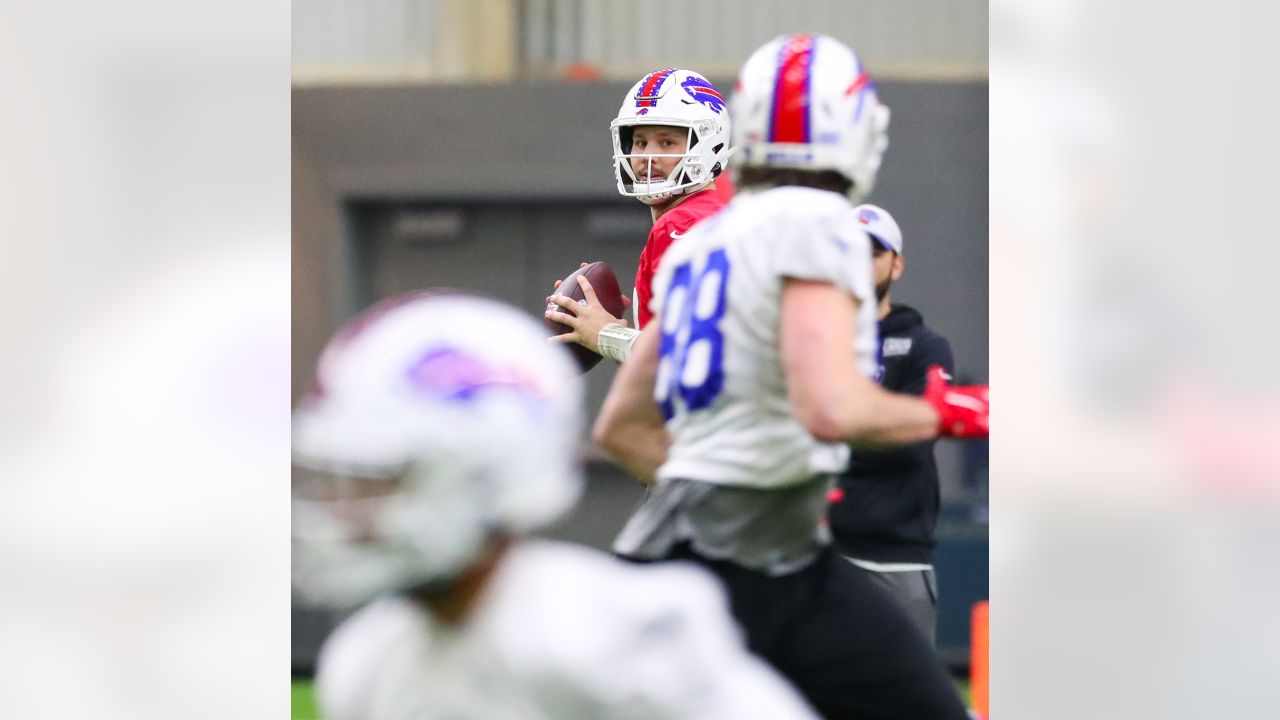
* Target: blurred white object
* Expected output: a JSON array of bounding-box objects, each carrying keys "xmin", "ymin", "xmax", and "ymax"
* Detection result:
[
  {"xmin": 0, "ymin": 244, "xmax": 289, "ymax": 720},
  {"xmin": 318, "ymin": 540, "xmax": 817, "ymax": 720},
  {"xmin": 292, "ymin": 292, "xmax": 584, "ymax": 607},
  {"xmin": 296, "ymin": 291, "xmax": 817, "ymax": 719},
  {"xmin": 732, "ymin": 34, "xmax": 890, "ymax": 203}
]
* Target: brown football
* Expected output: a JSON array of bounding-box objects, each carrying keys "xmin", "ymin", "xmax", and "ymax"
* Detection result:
[{"xmin": 545, "ymin": 261, "xmax": 626, "ymax": 372}]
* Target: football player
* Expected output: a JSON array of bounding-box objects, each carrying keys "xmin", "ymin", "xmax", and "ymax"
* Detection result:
[
  {"xmin": 293, "ymin": 292, "xmax": 819, "ymax": 720},
  {"xmin": 593, "ymin": 35, "xmax": 988, "ymax": 719},
  {"xmin": 547, "ymin": 68, "xmax": 731, "ymax": 364}
]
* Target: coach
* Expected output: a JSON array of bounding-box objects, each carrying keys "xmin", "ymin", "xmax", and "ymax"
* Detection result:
[{"xmin": 828, "ymin": 204, "xmax": 956, "ymax": 645}]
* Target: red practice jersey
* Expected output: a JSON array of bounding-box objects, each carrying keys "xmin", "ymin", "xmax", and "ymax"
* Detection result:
[{"xmin": 634, "ymin": 187, "xmax": 726, "ymax": 329}]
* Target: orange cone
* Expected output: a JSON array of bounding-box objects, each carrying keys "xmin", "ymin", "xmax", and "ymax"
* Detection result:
[{"xmin": 971, "ymin": 600, "xmax": 989, "ymax": 719}]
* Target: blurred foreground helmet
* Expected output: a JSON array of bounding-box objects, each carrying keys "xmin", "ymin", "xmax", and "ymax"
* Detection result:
[
  {"xmin": 292, "ymin": 292, "xmax": 584, "ymax": 608},
  {"xmin": 731, "ymin": 34, "xmax": 890, "ymax": 202},
  {"xmin": 611, "ymin": 68, "xmax": 732, "ymax": 205}
]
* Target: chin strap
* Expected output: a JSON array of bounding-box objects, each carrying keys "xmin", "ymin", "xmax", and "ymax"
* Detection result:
[{"xmin": 597, "ymin": 323, "xmax": 641, "ymax": 363}]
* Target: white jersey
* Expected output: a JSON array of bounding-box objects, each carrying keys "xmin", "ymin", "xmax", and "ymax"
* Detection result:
[
  {"xmin": 650, "ymin": 186, "xmax": 878, "ymax": 488},
  {"xmin": 316, "ymin": 540, "xmax": 817, "ymax": 720}
]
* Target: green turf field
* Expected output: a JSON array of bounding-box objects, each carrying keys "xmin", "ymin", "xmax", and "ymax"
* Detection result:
[
  {"xmin": 290, "ymin": 677, "xmax": 971, "ymax": 718},
  {"xmin": 292, "ymin": 679, "xmax": 320, "ymax": 720}
]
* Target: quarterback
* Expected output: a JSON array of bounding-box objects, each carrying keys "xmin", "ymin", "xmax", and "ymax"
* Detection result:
[{"xmin": 548, "ymin": 68, "xmax": 730, "ymax": 363}]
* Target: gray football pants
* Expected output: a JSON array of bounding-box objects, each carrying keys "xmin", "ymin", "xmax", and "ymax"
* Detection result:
[{"xmin": 845, "ymin": 561, "xmax": 939, "ymax": 646}]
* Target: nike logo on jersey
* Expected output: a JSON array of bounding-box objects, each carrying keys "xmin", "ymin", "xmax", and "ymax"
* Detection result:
[{"xmin": 670, "ymin": 230, "xmax": 687, "ymax": 239}]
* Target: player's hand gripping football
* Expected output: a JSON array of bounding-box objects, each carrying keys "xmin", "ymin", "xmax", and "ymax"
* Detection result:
[
  {"xmin": 923, "ymin": 365, "xmax": 989, "ymax": 438},
  {"xmin": 546, "ymin": 266, "xmax": 631, "ymax": 354},
  {"xmin": 550, "ymin": 262, "xmax": 590, "ymax": 292}
]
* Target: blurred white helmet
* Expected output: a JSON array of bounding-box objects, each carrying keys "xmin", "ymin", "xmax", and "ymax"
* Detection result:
[
  {"xmin": 611, "ymin": 68, "xmax": 732, "ymax": 205},
  {"xmin": 731, "ymin": 34, "xmax": 890, "ymax": 202},
  {"xmin": 292, "ymin": 292, "xmax": 584, "ymax": 608}
]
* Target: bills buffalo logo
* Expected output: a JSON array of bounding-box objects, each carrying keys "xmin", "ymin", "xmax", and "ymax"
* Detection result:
[
  {"xmin": 857, "ymin": 207, "xmax": 880, "ymax": 225},
  {"xmin": 407, "ymin": 347, "xmax": 544, "ymax": 402},
  {"xmin": 681, "ymin": 76, "xmax": 725, "ymax": 113}
]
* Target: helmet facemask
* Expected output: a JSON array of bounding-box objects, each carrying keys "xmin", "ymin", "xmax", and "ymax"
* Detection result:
[
  {"xmin": 612, "ymin": 120, "xmax": 726, "ymax": 205},
  {"xmin": 291, "ymin": 458, "xmax": 492, "ymax": 609}
]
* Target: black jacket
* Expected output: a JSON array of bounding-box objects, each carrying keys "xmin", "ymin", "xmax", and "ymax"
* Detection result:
[{"xmin": 829, "ymin": 304, "xmax": 954, "ymax": 564}]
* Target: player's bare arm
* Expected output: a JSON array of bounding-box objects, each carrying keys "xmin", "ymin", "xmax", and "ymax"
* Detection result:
[
  {"xmin": 593, "ymin": 323, "xmax": 669, "ymax": 485},
  {"xmin": 781, "ymin": 278, "xmax": 943, "ymax": 447}
]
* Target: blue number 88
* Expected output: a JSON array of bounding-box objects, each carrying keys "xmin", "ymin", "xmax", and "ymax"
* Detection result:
[{"xmin": 655, "ymin": 248, "xmax": 730, "ymax": 420}]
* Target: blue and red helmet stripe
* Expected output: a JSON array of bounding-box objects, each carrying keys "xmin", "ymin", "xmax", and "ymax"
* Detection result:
[
  {"xmin": 635, "ymin": 68, "xmax": 677, "ymax": 108},
  {"xmin": 768, "ymin": 35, "xmax": 816, "ymax": 143}
]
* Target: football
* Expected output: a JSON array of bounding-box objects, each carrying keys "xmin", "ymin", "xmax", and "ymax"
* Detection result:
[{"xmin": 545, "ymin": 261, "xmax": 626, "ymax": 372}]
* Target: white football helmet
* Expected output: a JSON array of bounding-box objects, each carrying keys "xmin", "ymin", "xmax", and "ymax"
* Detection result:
[
  {"xmin": 731, "ymin": 34, "xmax": 890, "ymax": 202},
  {"xmin": 292, "ymin": 292, "xmax": 584, "ymax": 608},
  {"xmin": 611, "ymin": 68, "xmax": 732, "ymax": 205}
]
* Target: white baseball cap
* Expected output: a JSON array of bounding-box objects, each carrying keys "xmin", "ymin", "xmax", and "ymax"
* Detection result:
[{"xmin": 853, "ymin": 203, "xmax": 903, "ymax": 255}]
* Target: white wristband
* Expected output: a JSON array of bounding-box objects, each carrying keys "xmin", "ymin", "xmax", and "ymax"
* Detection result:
[{"xmin": 597, "ymin": 323, "xmax": 640, "ymax": 363}]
